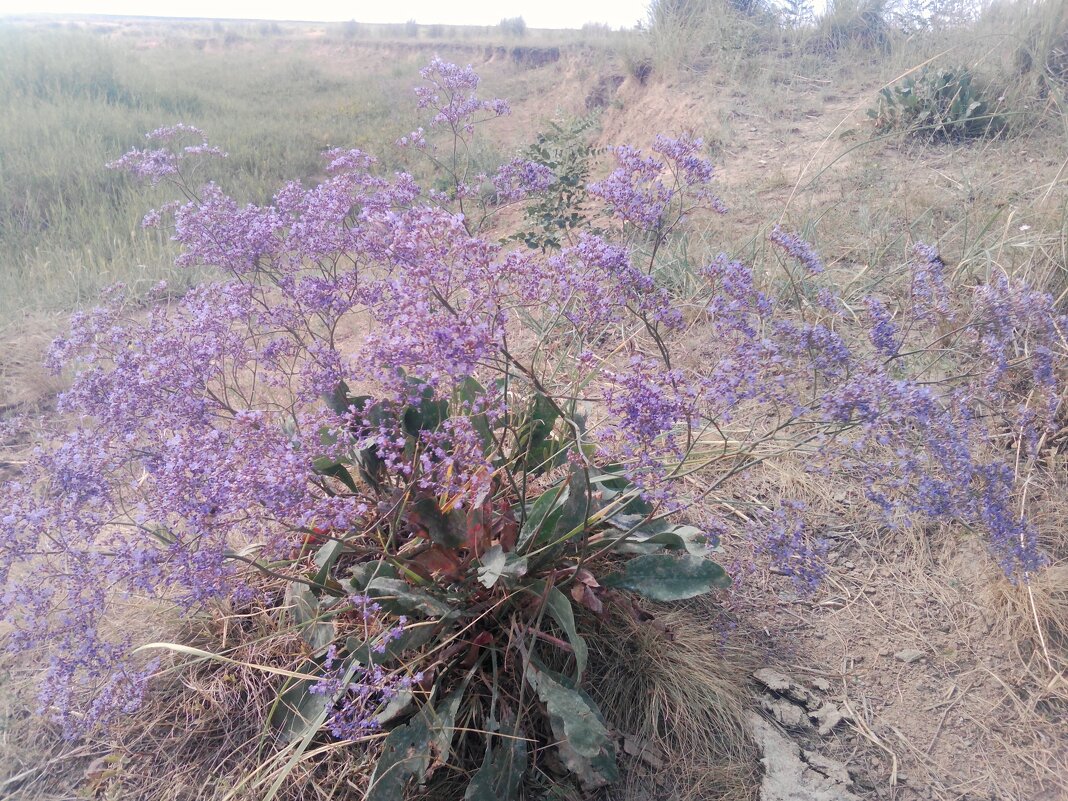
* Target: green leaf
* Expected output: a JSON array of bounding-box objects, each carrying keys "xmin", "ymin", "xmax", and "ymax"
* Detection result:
[
  {"xmin": 312, "ymin": 538, "xmax": 346, "ymax": 587},
  {"xmin": 464, "ymin": 728, "xmax": 528, "ymax": 801},
  {"xmin": 432, "ymin": 689, "xmax": 464, "ymax": 765},
  {"xmin": 366, "ymin": 708, "xmax": 434, "ymax": 801},
  {"xmin": 542, "ymin": 587, "xmax": 588, "ymax": 683},
  {"xmin": 603, "ymin": 554, "xmax": 730, "ymax": 601},
  {"xmin": 551, "ymin": 468, "xmax": 594, "ymax": 542},
  {"xmin": 525, "ymin": 664, "xmax": 617, "ymax": 788},
  {"xmin": 271, "ymin": 651, "xmax": 362, "ymax": 744},
  {"xmin": 516, "ymin": 481, "xmax": 568, "ymax": 552},
  {"xmin": 525, "ymin": 665, "xmax": 608, "ymax": 758},
  {"xmin": 346, "ymin": 620, "xmax": 436, "ymax": 666},
  {"xmin": 376, "ymin": 689, "xmax": 415, "ymax": 725},
  {"xmin": 365, "ymin": 577, "xmax": 455, "ymax": 618},
  {"xmin": 456, "ymin": 376, "xmax": 495, "ymax": 455},
  {"xmin": 349, "ymin": 560, "xmax": 397, "ymax": 591},
  {"xmin": 476, "ymin": 544, "xmax": 528, "ymax": 588},
  {"xmin": 312, "ymin": 456, "xmax": 360, "ymax": 493},
  {"xmin": 516, "ymin": 392, "xmax": 560, "ymax": 473},
  {"xmin": 408, "ymin": 496, "xmax": 467, "ymax": 549},
  {"xmin": 615, "ymin": 523, "xmax": 709, "ymax": 556},
  {"xmin": 273, "ymin": 672, "xmax": 331, "ymax": 744},
  {"xmin": 324, "ymin": 381, "xmax": 371, "ymax": 416},
  {"xmin": 402, "ymin": 383, "xmax": 449, "ymax": 436},
  {"xmin": 287, "ymin": 582, "xmax": 333, "ymax": 651}
]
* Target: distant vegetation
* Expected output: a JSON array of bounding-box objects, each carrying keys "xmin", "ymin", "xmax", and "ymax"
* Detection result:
[
  {"xmin": 0, "ymin": 1, "xmax": 1065, "ymax": 316},
  {"xmin": 499, "ymin": 16, "xmax": 527, "ymax": 37},
  {"xmin": 0, "ymin": 25, "xmax": 432, "ymax": 312}
]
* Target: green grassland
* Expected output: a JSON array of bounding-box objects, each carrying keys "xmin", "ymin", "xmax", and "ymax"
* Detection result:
[{"xmin": 0, "ymin": 20, "xmax": 468, "ymax": 312}]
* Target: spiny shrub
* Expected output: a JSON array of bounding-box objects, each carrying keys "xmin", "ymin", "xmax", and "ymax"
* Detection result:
[
  {"xmin": 1, "ymin": 58, "xmax": 1064, "ymax": 800},
  {"xmin": 868, "ymin": 65, "xmax": 1006, "ymax": 140}
]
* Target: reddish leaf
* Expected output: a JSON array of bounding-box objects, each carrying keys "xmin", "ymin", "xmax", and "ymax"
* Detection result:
[
  {"xmin": 463, "ymin": 500, "xmax": 493, "ymax": 558},
  {"xmin": 493, "ymin": 498, "xmax": 520, "ymax": 552},
  {"xmin": 407, "ymin": 545, "xmax": 463, "ymax": 581},
  {"xmin": 463, "ymin": 630, "xmax": 495, "ymax": 667},
  {"xmin": 575, "ymin": 568, "xmax": 599, "ymax": 588},
  {"xmin": 571, "ymin": 583, "xmax": 604, "ymax": 615}
]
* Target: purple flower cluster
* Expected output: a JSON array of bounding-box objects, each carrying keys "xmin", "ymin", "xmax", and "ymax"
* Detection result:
[
  {"xmin": 588, "ymin": 134, "xmax": 725, "ymax": 230},
  {"xmin": 411, "ymin": 57, "xmax": 509, "ymax": 135},
  {"xmin": 769, "ymin": 224, "xmax": 824, "ymax": 274},
  {"xmin": 492, "ymin": 158, "xmax": 556, "ymax": 202},
  {"xmin": 539, "ymin": 233, "xmax": 682, "ymax": 331},
  {"xmin": 863, "ymin": 296, "xmax": 900, "ymax": 358},
  {"xmin": 310, "ymin": 642, "xmax": 424, "ymax": 741},
  {"xmin": 600, "ymin": 356, "xmax": 698, "ymax": 501},
  {"xmin": 751, "ymin": 502, "xmax": 828, "ymax": 594},
  {"xmin": 106, "ymin": 123, "xmax": 225, "ymax": 185},
  {"xmin": 910, "ymin": 242, "xmax": 952, "ymax": 319}
]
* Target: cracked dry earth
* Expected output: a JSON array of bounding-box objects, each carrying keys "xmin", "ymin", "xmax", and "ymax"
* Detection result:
[{"xmin": 738, "ymin": 527, "xmax": 1067, "ymax": 801}]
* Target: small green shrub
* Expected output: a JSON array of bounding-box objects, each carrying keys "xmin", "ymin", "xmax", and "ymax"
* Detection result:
[
  {"xmin": 513, "ymin": 117, "xmax": 602, "ymax": 250},
  {"xmin": 868, "ymin": 66, "xmax": 1006, "ymax": 140}
]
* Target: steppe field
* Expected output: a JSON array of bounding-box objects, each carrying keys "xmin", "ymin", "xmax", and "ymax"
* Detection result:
[{"xmin": 1, "ymin": 3, "xmax": 1066, "ymax": 800}]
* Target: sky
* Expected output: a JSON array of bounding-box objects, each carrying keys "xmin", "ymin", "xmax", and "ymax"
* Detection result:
[{"xmin": 0, "ymin": 0, "xmax": 652, "ymax": 29}]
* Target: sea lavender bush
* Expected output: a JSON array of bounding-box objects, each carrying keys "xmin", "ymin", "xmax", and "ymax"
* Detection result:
[{"xmin": 1, "ymin": 58, "xmax": 1064, "ymax": 799}]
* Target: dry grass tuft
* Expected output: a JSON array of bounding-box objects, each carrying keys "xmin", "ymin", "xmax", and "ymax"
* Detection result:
[
  {"xmin": 68, "ymin": 586, "xmax": 374, "ymax": 801},
  {"xmin": 584, "ymin": 597, "xmax": 760, "ymax": 801},
  {"xmin": 986, "ymin": 472, "xmax": 1068, "ymax": 689},
  {"xmin": 3, "ymin": 573, "xmax": 764, "ymax": 800}
]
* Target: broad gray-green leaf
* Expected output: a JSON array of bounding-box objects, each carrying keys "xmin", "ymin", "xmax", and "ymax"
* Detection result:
[
  {"xmin": 603, "ymin": 554, "xmax": 730, "ymax": 601},
  {"xmin": 551, "ymin": 468, "xmax": 595, "ymax": 543},
  {"xmin": 375, "ymin": 689, "xmax": 414, "ymax": 725},
  {"xmin": 408, "ymin": 496, "xmax": 466, "ymax": 548},
  {"xmin": 558, "ymin": 740, "xmax": 619, "ymax": 789},
  {"xmin": 346, "ymin": 620, "xmax": 435, "ymax": 667},
  {"xmin": 615, "ymin": 524, "xmax": 709, "ymax": 556},
  {"xmin": 312, "ymin": 538, "xmax": 346, "ymax": 586},
  {"xmin": 273, "ymin": 674, "xmax": 330, "ymax": 744},
  {"xmin": 311, "ymin": 456, "xmax": 360, "ymax": 493},
  {"xmin": 457, "ymin": 377, "xmax": 496, "ymax": 454},
  {"xmin": 366, "ymin": 708, "xmax": 434, "ymax": 801},
  {"xmin": 525, "ymin": 664, "xmax": 616, "ymax": 788},
  {"xmin": 287, "ymin": 582, "xmax": 333, "ymax": 651},
  {"xmin": 464, "ymin": 732, "xmax": 528, "ymax": 801},
  {"xmin": 476, "ymin": 545, "xmax": 528, "ymax": 588},
  {"xmin": 525, "ymin": 665, "xmax": 609, "ymax": 759},
  {"xmin": 432, "ymin": 689, "xmax": 464, "ymax": 765},
  {"xmin": 272, "ymin": 654, "xmax": 361, "ymax": 744},
  {"xmin": 365, "ymin": 577, "xmax": 454, "ymax": 617},
  {"xmin": 543, "ymin": 587, "xmax": 588, "ymax": 683},
  {"xmin": 349, "ymin": 560, "xmax": 397, "ymax": 591},
  {"xmin": 516, "ymin": 482, "xmax": 568, "ymax": 552}
]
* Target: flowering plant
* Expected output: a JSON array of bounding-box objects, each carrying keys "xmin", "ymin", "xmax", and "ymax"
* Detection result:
[{"xmin": 2, "ymin": 58, "xmax": 1063, "ymax": 799}]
